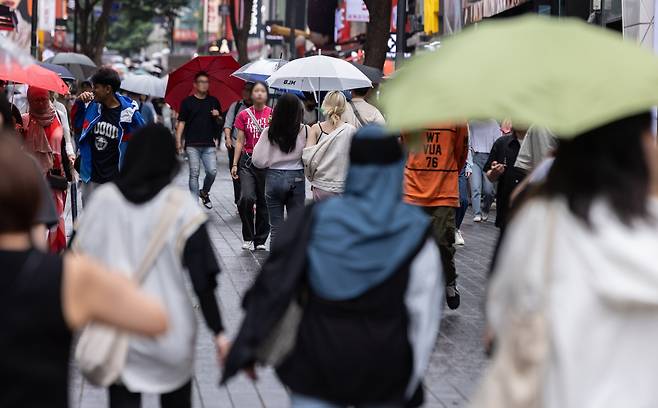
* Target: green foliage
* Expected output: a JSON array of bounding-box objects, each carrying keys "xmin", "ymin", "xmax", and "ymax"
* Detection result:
[
  {"xmin": 107, "ymin": 17, "xmax": 154, "ymax": 55},
  {"xmin": 106, "ymin": 0, "xmax": 190, "ymax": 55}
]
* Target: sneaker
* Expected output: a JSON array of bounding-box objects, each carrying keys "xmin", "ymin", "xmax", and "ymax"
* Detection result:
[
  {"xmin": 446, "ymin": 281, "xmax": 461, "ymax": 310},
  {"xmin": 199, "ymin": 190, "xmax": 212, "ymax": 209},
  {"xmin": 482, "ymin": 212, "xmax": 489, "ymax": 222},
  {"xmin": 455, "ymin": 230, "xmax": 465, "ymax": 246},
  {"xmin": 473, "ymin": 214, "xmax": 482, "ymax": 222},
  {"xmin": 255, "ymin": 244, "xmax": 268, "ymax": 251},
  {"xmin": 241, "ymin": 241, "xmax": 254, "ymax": 250}
]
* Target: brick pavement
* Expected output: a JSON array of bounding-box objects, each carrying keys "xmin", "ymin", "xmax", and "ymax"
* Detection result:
[{"xmin": 69, "ymin": 149, "xmax": 498, "ymax": 408}]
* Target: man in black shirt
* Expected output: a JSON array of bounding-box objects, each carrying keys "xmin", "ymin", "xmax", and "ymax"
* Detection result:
[
  {"xmin": 175, "ymin": 71, "xmax": 223, "ymax": 209},
  {"xmin": 484, "ymin": 127, "xmax": 526, "ymax": 230},
  {"xmin": 77, "ymin": 68, "xmax": 145, "ymax": 206}
]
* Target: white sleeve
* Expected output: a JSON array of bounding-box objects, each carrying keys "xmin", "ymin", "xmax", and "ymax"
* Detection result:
[
  {"xmin": 57, "ymin": 107, "xmax": 75, "ymax": 156},
  {"xmin": 487, "ymin": 200, "xmax": 553, "ymax": 333},
  {"xmin": 404, "ymin": 238, "xmax": 443, "ymax": 398}
]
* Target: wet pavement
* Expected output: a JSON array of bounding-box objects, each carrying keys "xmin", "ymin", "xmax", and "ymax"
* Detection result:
[{"xmin": 69, "ymin": 149, "xmax": 497, "ymax": 408}]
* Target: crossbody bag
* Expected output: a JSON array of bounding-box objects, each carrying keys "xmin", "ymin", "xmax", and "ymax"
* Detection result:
[{"xmin": 74, "ymin": 188, "xmax": 184, "ymax": 386}]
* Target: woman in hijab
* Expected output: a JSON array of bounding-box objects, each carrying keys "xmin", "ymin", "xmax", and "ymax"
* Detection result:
[
  {"xmin": 73, "ymin": 124, "xmax": 229, "ymax": 408},
  {"xmin": 22, "ymin": 86, "xmax": 67, "ymax": 252},
  {"xmin": 224, "ymin": 126, "xmax": 444, "ymax": 408}
]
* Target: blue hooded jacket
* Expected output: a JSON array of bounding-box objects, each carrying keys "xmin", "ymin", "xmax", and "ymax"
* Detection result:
[{"xmin": 78, "ymin": 93, "xmax": 146, "ymax": 183}]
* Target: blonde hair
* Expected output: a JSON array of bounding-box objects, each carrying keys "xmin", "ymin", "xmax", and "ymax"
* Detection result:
[{"xmin": 321, "ymin": 91, "xmax": 347, "ymax": 127}]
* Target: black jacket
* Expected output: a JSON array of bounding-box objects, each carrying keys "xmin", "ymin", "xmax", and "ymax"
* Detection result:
[
  {"xmin": 222, "ymin": 204, "xmax": 314, "ymax": 383},
  {"xmin": 223, "ymin": 203, "xmax": 430, "ymax": 407}
]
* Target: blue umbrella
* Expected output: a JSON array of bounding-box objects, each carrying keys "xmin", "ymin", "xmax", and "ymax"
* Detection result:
[
  {"xmin": 38, "ymin": 62, "xmax": 76, "ymax": 82},
  {"xmin": 231, "ymin": 59, "xmax": 288, "ymax": 83}
]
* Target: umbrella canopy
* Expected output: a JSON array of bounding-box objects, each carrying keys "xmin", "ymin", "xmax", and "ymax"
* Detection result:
[
  {"xmin": 232, "ymin": 59, "xmax": 288, "ymax": 83},
  {"xmin": 267, "ymin": 55, "xmax": 372, "ymax": 92},
  {"xmin": 351, "ymin": 62, "xmax": 383, "ymax": 84},
  {"xmin": 45, "ymin": 52, "xmax": 97, "ymax": 82},
  {"xmin": 165, "ymin": 56, "xmax": 244, "ymax": 112},
  {"xmin": 121, "ymin": 73, "xmax": 167, "ymax": 98},
  {"xmin": 38, "ymin": 62, "xmax": 76, "ymax": 82},
  {"xmin": 0, "ymin": 62, "xmax": 69, "ymax": 94},
  {"xmin": 381, "ymin": 15, "xmax": 658, "ymax": 138}
]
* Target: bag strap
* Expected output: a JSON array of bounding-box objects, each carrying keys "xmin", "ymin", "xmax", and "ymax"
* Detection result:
[
  {"xmin": 133, "ymin": 189, "xmax": 184, "ymax": 283},
  {"xmin": 245, "ymin": 107, "xmax": 264, "ymax": 134},
  {"xmin": 540, "ymin": 205, "xmax": 557, "ymax": 309},
  {"xmin": 233, "ymin": 101, "xmax": 242, "ymax": 120},
  {"xmin": 349, "ymin": 101, "xmax": 365, "ymax": 127}
]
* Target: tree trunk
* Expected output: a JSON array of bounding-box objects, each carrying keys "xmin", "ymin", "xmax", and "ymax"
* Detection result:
[
  {"xmin": 168, "ymin": 13, "xmax": 176, "ymax": 54},
  {"xmin": 77, "ymin": 0, "xmax": 90, "ymax": 54},
  {"xmin": 229, "ymin": 0, "xmax": 253, "ymax": 65},
  {"xmin": 76, "ymin": 0, "xmax": 112, "ymax": 64},
  {"xmin": 363, "ymin": 0, "xmax": 392, "ymax": 70},
  {"xmin": 89, "ymin": 0, "xmax": 114, "ymax": 64}
]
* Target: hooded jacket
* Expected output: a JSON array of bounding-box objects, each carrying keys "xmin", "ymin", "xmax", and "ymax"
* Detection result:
[
  {"xmin": 487, "ymin": 198, "xmax": 658, "ymax": 408},
  {"xmin": 78, "ymin": 93, "xmax": 145, "ymax": 183}
]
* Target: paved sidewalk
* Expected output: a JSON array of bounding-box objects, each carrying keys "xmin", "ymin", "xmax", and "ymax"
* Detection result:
[{"xmin": 70, "ymin": 149, "xmax": 497, "ymax": 408}]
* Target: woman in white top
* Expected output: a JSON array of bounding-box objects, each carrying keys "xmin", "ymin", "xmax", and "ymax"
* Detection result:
[
  {"xmin": 481, "ymin": 112, "xmax": 658, "ymax": 408},
  {"xmin": 253, "ymin": 93, "xmax": 308, "ymax": 245},
  {"xmin": 303, "ymin": 90, "xmax": 357, "ymax": 201},
  {"xmin": 74, "ymin": 124, "xmax": 229, "ymax": 408}
]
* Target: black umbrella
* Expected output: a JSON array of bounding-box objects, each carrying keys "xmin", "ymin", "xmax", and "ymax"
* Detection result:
[
  {"xmin": 38, "ymin": 62, "xmax": 76, "ymax": 82},
  {"xmin": 350, "ymin": 62, "xmax": 384, "ymax": 84}
]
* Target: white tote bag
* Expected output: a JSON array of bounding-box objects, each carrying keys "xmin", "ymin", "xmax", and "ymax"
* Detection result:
[{"xmin": 74, "ymin": 189, "xmax": 183, "ymax": 387}]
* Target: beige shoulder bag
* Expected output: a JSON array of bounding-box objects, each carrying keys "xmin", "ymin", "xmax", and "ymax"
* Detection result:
[{"xmin": 75, "ymin": 189, "xmax": 184, "ymax": 387}]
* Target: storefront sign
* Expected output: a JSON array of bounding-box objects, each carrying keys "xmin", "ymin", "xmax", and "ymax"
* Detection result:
[
  {"xmin": 346, "ymin": 0, "xmax": 369, "ymax": 22},
  {"xmin": 38, "ymin": 0, "xmax": 56, "ymax": 32},
  {"xmin": 463, "ymin": 0, "xmax": 528, "ymax": 25},
  {"xmin": 204, "ymin": 0, "xmax": 220, "ymax": 33},
  {"xmin": 265, "ymin": 20, "xmax": 284, "ymax": 44},
  {"xmin": 248, "ymin": 0, "xmax": 261, "ymax": 37}
]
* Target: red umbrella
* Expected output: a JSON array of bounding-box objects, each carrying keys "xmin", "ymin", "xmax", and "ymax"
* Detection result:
[
  {"xmin": 0, "ymin": 61, "xmax": 69, "ymax": 94},
  {"xmin": 165, "ymin": 56, "xmax": 244, "ymax": 112}
]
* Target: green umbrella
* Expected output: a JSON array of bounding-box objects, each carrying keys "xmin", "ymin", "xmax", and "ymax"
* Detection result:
[{"xmin": 381, "ymin": 15, "xmax": 658, "ymax": 138}]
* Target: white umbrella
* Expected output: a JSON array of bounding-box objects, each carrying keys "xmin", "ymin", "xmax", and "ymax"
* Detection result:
[
  {"xmin": 121, "ymin": 73, "xmax": 167, "ymax": 98},
  {"xmin": 267, "ymin": 55, "xmax": 371, "ymax": 92},
  {"xmin": 232, "ymin": 59, "xmax": 288, "ymax": 83}
]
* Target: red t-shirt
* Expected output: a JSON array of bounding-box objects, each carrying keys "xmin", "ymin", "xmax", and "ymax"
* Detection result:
[{"xmin": 234, "ymin": 106, "xmax": 273, "ymax": 154}]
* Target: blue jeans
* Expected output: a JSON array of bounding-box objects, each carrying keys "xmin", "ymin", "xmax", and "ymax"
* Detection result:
[
  {"xmin": 186, "ymin": 147, "xmax": 217, "ymax": 195},
  {"xmin": 470, "ymin": 152, "xmax": 494, "ymax": 216},
  {"xmin": 290, "ymin": 394, "xmax": 402, "ymax": 408},
  {"xmin": 456, "ymin": 166, "xmax": 470, "ymax": 229},
  {"xmin": 265, "ymin": 169, "xmax": 305, "ymax": 245}
]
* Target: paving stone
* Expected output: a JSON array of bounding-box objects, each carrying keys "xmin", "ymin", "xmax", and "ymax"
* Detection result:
[{"xmin": 68, "ymin": 148, "xmax": 498, "ymax": 407}]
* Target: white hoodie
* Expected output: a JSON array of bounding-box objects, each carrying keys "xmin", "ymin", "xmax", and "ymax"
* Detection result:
[{"xmin": 487, "ymin": 198, "xmax": 658, "ymax": 408}]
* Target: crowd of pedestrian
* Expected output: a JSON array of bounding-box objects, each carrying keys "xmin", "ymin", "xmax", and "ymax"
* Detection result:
[{"xmin": 4, "ymin": 55, "xmax": 658, "ymax": 408}]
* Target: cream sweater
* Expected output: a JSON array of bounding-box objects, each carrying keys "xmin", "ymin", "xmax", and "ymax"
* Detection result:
[{"xmin": 302, "ymin": 122, "xmax": 356, "ymax": 193}]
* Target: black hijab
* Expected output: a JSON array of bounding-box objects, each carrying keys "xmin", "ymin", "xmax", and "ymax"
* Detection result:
[{"xmin": 114, "ymin": 124, "xmax": 180, "ymax": 204}]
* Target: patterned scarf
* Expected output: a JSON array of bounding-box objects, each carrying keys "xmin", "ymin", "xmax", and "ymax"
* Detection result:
[{"xmin": 25, "ymin": 88, "xmax": 59, "ymax": 172}]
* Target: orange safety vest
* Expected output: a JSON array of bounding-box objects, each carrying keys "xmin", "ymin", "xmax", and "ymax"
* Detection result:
[{"xmin": 403, "ymin": 125, "xmax": 469, "ymax": 208}]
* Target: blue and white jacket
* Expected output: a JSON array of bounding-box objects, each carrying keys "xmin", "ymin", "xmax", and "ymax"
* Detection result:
[{"xmin": 78, "ymin": 93, "xmax": 145, "ymax": 183}]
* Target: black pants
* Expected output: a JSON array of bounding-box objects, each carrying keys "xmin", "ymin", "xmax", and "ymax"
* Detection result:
[
  {"xmin": 108, "ymin": 381, "xmax": 191, "ymax": 408},
  {"xmin": 227, "ymin": 145, "xmax": 241, "ymax": 204},
  {"xmin": 423, "ymin": 206, "xmax": 458, "ymax": 285},
  {"xmin": 238, "ymin": 155, "xmax": 270, "ymax": 245}
]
